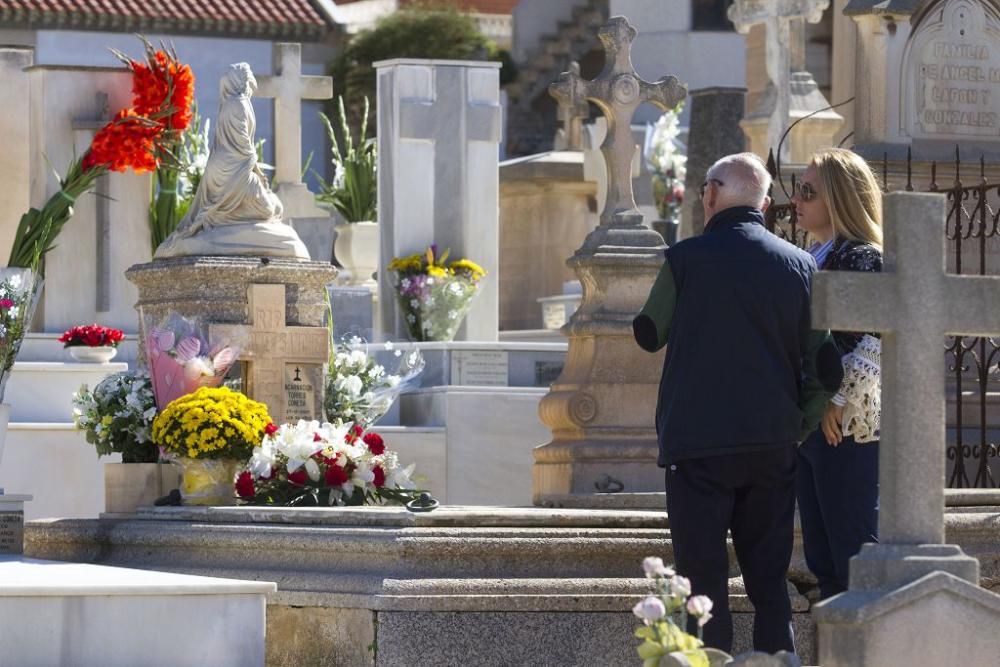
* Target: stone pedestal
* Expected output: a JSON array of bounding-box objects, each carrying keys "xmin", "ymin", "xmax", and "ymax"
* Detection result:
[{"xmin": 103, "ymin": 463, "xmax": 182, "ymax": 515}]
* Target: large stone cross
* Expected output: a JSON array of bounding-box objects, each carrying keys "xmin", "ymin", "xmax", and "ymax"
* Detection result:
[
  {"xmin": 728, "ymin": 0, "xmax": 829, "ymax": 161},
  {"xmin": 812, "ymin": 192, "xmax": 1000, "ymax": 549},
  {"xmin": 553, "ymin": 62, "xmax": 589, "ymax": 151},
  {"xmin": 209, "ymin": 284, "xmax": 329, "ymax": 425},
  {"xmin": 550, "ymin": 16, "xmax": 686, "ymax": 225},
  {"xmin": 256, "ymin": 43, "xmax": 332, "ymax": 217}
]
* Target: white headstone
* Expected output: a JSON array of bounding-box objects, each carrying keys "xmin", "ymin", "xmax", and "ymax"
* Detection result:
[
  {"xmin": 375, "ymin": 58, "xmax": 503, "ymax": 341},
  {"xmin": 256, "ymin": 42, "xmax": 333, "ymax": 218}
]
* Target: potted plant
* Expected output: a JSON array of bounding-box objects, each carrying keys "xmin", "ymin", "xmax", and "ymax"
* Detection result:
[
  {"xmin": 72, "ymin": 369, "xmax": 180, "ymax": 513},
  {"xmin": 387, "ymin": 245, "xmax": 487, "ymax": 341},
  {"xmin": 152, "ymin": 386, "xmax": 272, "ymax": 505},
  {"xmin": 59, "ymin": 324, "xmax": 126, "ymax": 363},
  {"xmin": 317, "ymin": 96, "xmax": 378, "ymax": 288}
]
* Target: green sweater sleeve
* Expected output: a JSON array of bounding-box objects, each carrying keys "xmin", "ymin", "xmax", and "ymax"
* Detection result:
[
  {"xmin": 799, "ymin": 329, "xmax": 843, "ymax": 440},
  {"xmin": 633, "ymin": 257, "xmax": 676, "ymax": 353}
]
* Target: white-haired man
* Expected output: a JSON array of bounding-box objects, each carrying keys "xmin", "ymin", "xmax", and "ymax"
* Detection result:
[{"xmin": 633, "ymin": 153, "xmax": 841, "ymax": 654}]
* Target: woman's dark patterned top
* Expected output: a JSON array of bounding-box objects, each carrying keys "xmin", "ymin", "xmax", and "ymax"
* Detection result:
[{"xmin": 820, "ymin": 238, "xmax": 883, "ymax": 356}]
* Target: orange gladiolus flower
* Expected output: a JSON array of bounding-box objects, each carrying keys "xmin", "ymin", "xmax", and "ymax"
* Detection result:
[
  {"xmin": 130, "ymin": 50, "xmax": 195, "ymax": 133},
  {"xmin": 83, "ymin": 109, "xmax": 162, "ymax": 174}
]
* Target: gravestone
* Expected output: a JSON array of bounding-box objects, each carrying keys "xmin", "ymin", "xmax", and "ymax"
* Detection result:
[
  {"xmin": 533, "ymin": 16, "xmax": 687, "ymax": 502},
  {"xmin": 848, "ymin": 0, "xmax": 1000, "ymax": 159},
  {"xmin": 679, "ymin": 86, "xmax": 747, "ymax": 240},
  {"xmin": 0, "ymin": 495, "xmax": 30, "ymax": 555},
  {"xmin": 811, "ymin": 191, "xmax": 1000, "ymax": 665},
  {"xmin": 256, "ymin": 42, "xmax": 333, "ymax": 219},
  {"xmin": 210, "ymin": 284, "xmax": 329, "ymax": 424},
  {"xmin": 374, "ymin": 58, "xmax": 503, "ymax": 342}
]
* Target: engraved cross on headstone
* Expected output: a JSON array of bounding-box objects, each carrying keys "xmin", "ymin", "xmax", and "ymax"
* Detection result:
[
  {"xmin": 812, "ymin": 193, "xmax": 1000, "ymax": 549},
  {"xmin": 255, "ymin": 43, "xmax": 333, "ymax": 189},
  {"xmin": 209, "ymin": 284, "xmax": 329, "ymax": 424},
  {"xmin": 728, "ymin": 0, "xmax": 830, "ymax": 162},
  {"xmin": 549, "ymin": 16, "xmax": 686, "ymax": 225},
  {"xmin": 72, "ymin": 92, "xmax": 111, "ymax": 312}
]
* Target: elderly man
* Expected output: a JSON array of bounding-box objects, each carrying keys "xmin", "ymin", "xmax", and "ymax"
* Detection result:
[{"xmin": 633, "ymin": 153, "xmax": 840, "ymax": 654}]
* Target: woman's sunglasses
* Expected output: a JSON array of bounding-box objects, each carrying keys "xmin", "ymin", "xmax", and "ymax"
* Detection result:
[{"xmin": 795, "ymin": 181, "xmax": 819, "ymax": 202}]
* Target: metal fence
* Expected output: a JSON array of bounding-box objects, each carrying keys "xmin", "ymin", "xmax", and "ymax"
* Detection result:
[{"xmin": 764, "ymin": 147, "xmax": 1000, "ymax": 488}]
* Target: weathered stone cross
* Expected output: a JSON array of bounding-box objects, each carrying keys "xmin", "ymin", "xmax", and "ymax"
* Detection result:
[
  {"xmin": 209, "ymin": 284, "xmax": 329, "ymax": 425},
  {"xmin": 255, "ymin": 43, "xmax": 332, "ymax": 217},
  {"xmin": 553, "ymin": 62, "xmax": 589, "ymax": 151},
  {"xmin": 727, "ymin": 0, "xmax": 829, "ymax": 162},
  {"xmin": 812, "ymin": 192, "xmax": 1000, "ymax": 554},
  {"xmin": 549, "ymin": 16, "xmax": 686, "ymax": 226}
]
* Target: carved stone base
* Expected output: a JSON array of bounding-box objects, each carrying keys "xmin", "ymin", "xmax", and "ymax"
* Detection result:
[{"xmin": 847, "ymin": 542, "xmax": 980, "ymax": 592}]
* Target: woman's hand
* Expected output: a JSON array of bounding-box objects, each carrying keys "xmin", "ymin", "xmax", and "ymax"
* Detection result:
[{"xmin": 821, "ymin": 402, "xmax": 845, "ymax": 446}]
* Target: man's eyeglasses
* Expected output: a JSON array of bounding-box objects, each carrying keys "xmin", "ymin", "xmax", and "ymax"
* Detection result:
[
  {"xmin": 698, "ymin": 178, "xmax": 724, "ymax": 200},
  {"xmin": 795, "ymin": 181, "xmax": 819, "ymax": 202}
]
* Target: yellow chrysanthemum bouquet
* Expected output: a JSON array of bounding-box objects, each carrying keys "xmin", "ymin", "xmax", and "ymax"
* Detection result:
[
  {"xmin": 152, "ymin": 386, "xmax": 273, "ymax": 504},
  {"xmin": 387, "ymin": 245, "xmax": 486, "ymax": 341}
]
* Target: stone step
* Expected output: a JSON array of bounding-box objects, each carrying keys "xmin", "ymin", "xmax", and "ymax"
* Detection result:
[
  {"xmin": 5, "ymin": 360, "xmax": 127, "ymax": 422},
  {"xmin": 0, "ymin": 556, "xmax": 273, "ymax": 667}
]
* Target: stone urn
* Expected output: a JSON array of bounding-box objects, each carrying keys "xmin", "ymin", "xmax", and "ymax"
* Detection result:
[
  {"xmin": 69, "ymin": 346, "xmax": 118, "ymax": 363},
  {"xmin": 334, "ymin": 221, "xmax": 379, "ymax": 290},
  {"xmin": 104, "ymin": 462, "xmax": 182, "ymax": 514}
]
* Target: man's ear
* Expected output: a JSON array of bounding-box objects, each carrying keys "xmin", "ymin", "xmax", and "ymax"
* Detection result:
[{"xmin": 760, "ymin": 195, "xmax": 772, "ymax": 213}]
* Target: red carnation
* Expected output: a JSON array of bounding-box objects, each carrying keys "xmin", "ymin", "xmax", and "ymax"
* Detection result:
[
  {"xmin": 325, "ymin": 463, "xmax": 349, "ymax": 486},
  {"xmin": 363, "ymin": 432, "xmax": 385, "ymax": 456},
  {"xmin": 235, "ymin": 471, "xmax": 255, "ymax": 499},
  {"xmin": 288, "ymin": 469, "xmax": 308, "ymax": 485},
  {"xmin": 372, "ymin": 465, "xmax": 386, "ymax": 488},
  {"xmin": 264, "ymin": 423, "xmax": 279, "ymax": 436},
  {"xmin": 0, "ymin": 299, "xmax": 14, "ymax": 309},
  {"xmin": 313, "ymin": 432, "xmax": 323, "ymax": 442}
]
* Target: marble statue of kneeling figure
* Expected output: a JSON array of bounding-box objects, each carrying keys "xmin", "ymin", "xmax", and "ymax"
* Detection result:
[{"xmin": 154, "ymin": 62, "xmax": 310, "ymax": 261}]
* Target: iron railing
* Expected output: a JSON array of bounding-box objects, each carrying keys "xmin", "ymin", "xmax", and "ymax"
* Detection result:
[{"xmin": 764, "ymin": 147, "xmax": 1000, "ymax": 488}]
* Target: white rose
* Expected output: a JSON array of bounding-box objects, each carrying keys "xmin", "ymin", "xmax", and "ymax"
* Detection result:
[
  {"xmin": 668, "ymin": 575, "xmax": 691, "ymax": 598},
  {"xmin": 686, "ymin": 595, "xmax": 713, "ymax": 626},
  {"xmin": 642, "ymin": 556, "xmax": 674, "ymax": 579},
  {"xmin": 632, "ymin": 596, "xmax": 666, "ymax": 624}
]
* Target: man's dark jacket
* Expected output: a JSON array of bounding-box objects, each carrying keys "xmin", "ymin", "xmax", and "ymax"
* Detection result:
[{"xmin": 633, "ymin": 206, "xmax": 840, "ymax": 466}]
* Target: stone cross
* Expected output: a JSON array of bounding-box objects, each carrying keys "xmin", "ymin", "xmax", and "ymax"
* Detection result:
[
  {"xmin": 71, "ymin": 92, "xmax": 112, "ymax": 312},
  {"xmin": 255, "ymin": 43, "xmax": 332, "ymax": 218},
  {"xmin": 553, "ymin": 62, "xmax": 589, "ymax": 151},
  {"xmin": 209, "ymin": 284, "xmax": 329, "ymax": 425},
  {"xmin": 812, "ymin": 192, "xmax": 1000, "ymax": 548},
  {"xmin": 727, "ymin": 0, "xmax": 829, "ymax": 162},
  {"xmin": 549, "ymin": 16, "xmax": 686, "ymax": 225}
]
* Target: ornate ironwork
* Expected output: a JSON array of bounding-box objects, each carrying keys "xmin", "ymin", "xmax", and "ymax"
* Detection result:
[{"xmin": 764, "ymin": 146, "xmax": 1000, "ymax": 487}]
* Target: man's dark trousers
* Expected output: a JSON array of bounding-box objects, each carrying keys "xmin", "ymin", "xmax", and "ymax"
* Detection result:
[{"xmin": 665, "ymin": 445, "xmax": 797, "ymax": 654}]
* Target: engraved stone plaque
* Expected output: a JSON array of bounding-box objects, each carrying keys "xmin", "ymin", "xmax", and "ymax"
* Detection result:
[
  {"xmin": 906, "ymin": 0, "xmax": 1000, "ymax": 140},
  {"xmin": 451, "ymin": 350, "xmax": 509, "ymax": 386},
  {"xmin": 284, "ymin": 363, "xmax": 323, "ymax": 421},
  {"xmin": 0, "ymin": 509, "xmax": 24, "ymax": 555}
]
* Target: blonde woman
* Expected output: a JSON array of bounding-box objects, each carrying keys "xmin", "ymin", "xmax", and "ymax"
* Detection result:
[{"xmin": 791, "ymin": 148, "xmax": 882, "ymax": 600}]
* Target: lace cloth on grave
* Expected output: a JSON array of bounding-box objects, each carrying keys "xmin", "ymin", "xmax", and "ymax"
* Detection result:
[{"xmin": 830, "ymin": 333, "xmax": 881, "ymax": 443}]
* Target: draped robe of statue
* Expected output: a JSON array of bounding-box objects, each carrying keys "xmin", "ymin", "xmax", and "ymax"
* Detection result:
[{"xmin": 154, "ymin": 63, "xmax": 310, "ymax": 260}]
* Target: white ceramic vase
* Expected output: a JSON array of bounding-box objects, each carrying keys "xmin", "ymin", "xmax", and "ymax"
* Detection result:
[
  {"xmin": 69, "ymin": 346, "xmax": 118, "ymax": 363},
  {"xmin": 334, "ymin": 221, "xmax": 379, "ymax": 290}
]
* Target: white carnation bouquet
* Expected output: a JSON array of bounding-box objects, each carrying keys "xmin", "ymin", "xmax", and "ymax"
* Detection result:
[
  {"xmin": 324, "ymin": 336, "xmax": 424, "ymax": 428},
  {"xmin": 72, "ymin": 369, "xmax": 159, "ymax": 463}
]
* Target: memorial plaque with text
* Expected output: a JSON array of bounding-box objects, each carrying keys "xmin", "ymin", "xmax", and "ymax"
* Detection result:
[
  {"xmin": 451, "ymin": 350, "xmax": 509, "ymax": 386},
  {"xmin": 0, "ymin": 510, "xmax": 24, "ymax": 555},
  {"xmin": 908, "ymin": 0, "xmax": 1000, "ymax": 140},
  {"xmin": 284, "ymin": 363, "xmax": 323, "ymax": 421}
]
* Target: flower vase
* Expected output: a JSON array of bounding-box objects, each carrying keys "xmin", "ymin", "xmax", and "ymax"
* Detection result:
[
  {"xmin": 0, "ymin": 268, "xmax": 42, "ymax": 405},
  {"xmin": 70, "ymin": 346, "xmax": 118, "ymax": 363},
  {"xmin": 104, "ymin": 462, "xmax": 182, "ymax": 513},
  {"xmin": 174, "ymin": 457, "xmax": 242, "ymax": 506},
  {"xmin": 392, "ymin": 274, "xmax": 481, "ymax": 342},
  {"xmin": 334, "ymin": 221, "xmax": 379, "ymax": 290}
]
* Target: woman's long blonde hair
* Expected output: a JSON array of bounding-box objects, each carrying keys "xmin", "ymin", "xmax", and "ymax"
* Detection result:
[{"xmin": 812, "ymin": 148, "xmax": 883, "ymax": 250}]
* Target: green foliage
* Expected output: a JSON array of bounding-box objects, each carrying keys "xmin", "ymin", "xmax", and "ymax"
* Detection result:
[
  {"xmin": 329, "ymin": 3, "xmax": 512, "ymax": 130},
  {"xmin": 316, "ymin": 97, "xmax": 377, "ymax": 223}
]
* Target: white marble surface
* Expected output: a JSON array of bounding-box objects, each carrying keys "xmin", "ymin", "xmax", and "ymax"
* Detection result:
[
  {"xmin": 0, "ymin": 556, "xmax": 274, "ymax": 667},
  {"xmin": 6, "ymin": 361, "xmax": 127, "ymax": 422}
]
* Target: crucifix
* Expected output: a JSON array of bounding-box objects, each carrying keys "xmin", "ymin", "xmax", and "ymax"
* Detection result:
[
  {"xmin": 255, "ymin": 42, "xmax": 333, "ymax": 218},
  {"xmin": 549, "ymin": 16, "xmax": 686, "ymax": 227},
  {"xmin": 812, "ymin": 192, "xmax": 991, "ymax": 587},
  {"xmin": 209, "ymin": 284, "xmax": 329, "ymax": 424},
  {"xmin": 72, "ymin": 92, "xmax": 111, "ymax": 312},
  {"xmin": 727, "ymin": 0, "xmax": 830, "ymax": 162}
]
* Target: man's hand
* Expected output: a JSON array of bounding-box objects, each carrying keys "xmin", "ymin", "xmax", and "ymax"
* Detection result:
[{"xmin": 821, "ymin": 402, "xmax": 844, "ymax": 446}]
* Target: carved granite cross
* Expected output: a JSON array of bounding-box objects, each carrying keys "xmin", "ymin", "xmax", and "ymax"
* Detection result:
[
  {"xmin": 553, "ymin": 62, "xmax": 589, "ymax": 151},
  {"xmin": 549, "ymin": 16, "xmax": 686, "ymax": 225},
  {"xmin": 255, "ymin": 43, "xmax": 333, "ymax": 188},
  {"xmin": 728, "ymin": 0, "xmax": 830, "ymax": 162},
  {"xmin": 812, "ymin": 193, "xmax": 1000, "ymax": 547}
]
